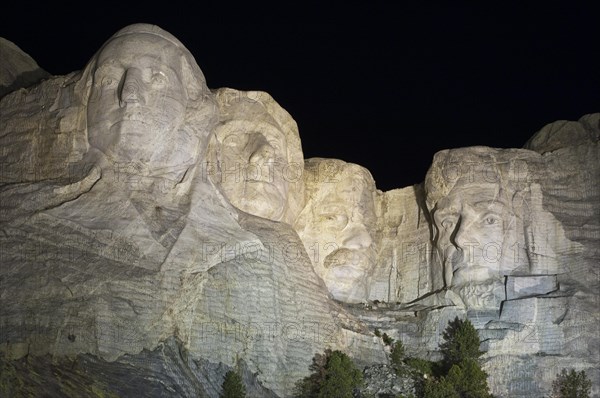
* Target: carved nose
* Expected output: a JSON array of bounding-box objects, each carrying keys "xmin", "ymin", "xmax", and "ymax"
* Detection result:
[
  {"xmin": 341, "ymin": 224, "xmax": 372, "ymax": 250},
  {"xmin": 122, "ymin": 82, "xmax": 139, "ymax": 102},
  {"xmin": 453, "ymin": 216, "xmax": 473, "ymax": 250},
  {"xmin": 249, "ymin": 142, "xmax": 275, "ymax": 164},
  {"xmin": 119, "ymin": 68, "xmax": 145, "ymax": 107}
]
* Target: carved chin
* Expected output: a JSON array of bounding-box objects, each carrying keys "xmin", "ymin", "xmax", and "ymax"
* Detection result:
[
  {"xmin": 233, "ymin": 183, "xmax": 286, "ymax": 220},
  {"xmin": 238, "ymin": 194, "xmax": 285, "ymax": 221},
  {"xmin": 327, "ymin": 277, "xmax": 366, "ymax": 303},
  {"xmin": 322, "ymin": 250, "xmax": 371, "ymax": 303},
  {"xmin": 454, "ymin": 280, "xmax": 505, "ymax": 309},
  {"xmin": 328, "ymin": 264, "xmax": 364, "ymax": 281},
  {"xmin": 89, "ymin": 121, "xmax": 182, "ymax": 163}
]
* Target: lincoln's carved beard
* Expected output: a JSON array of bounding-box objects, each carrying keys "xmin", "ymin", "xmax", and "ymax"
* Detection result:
[
  {"xmin": 454, "ymin": 279, "xmax": 505, "ymax": 310},
  {"xmin": 441, "ymin": 246, "xmax": 506, "ymax": 309}
]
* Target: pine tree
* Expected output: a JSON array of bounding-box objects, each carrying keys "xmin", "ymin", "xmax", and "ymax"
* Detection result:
[
  {"xmin": 390, "ymin": 340, "xmax": 406, "ymax": 376},
  {"xmin": 445, "ymin": 359, "xmax": 492, "ymax": 398},
  {"xmin": 294, "ymin": 349, "xmax": 330, "ymax": 397},
  {"xmin": 421, "ymin": 316, "xmax": 493, "ymax": 398},
  {"xmin": 318, "ymin": 350, "xmax": 363, "ymax": 398},
  {"xmin": 382, "ymin": 333, "xmax": 394, "ymax": 346},
  {"xmin": 423, "ymin": 378, "xmax": 460, "ymax": 398},
  {"xmin": 551, "ymin": 369, "xmax": 591, "ymax": 398},
  {"xmin": 439, "ymin": 317, "xmax": 483, "ymax": 372},
  {"xmin": 294, "ymin": 349, "xmax": 362, "ymax": 398},
  {"xmin": 221, "ymin": 370, "xmax": 246, "ymax": 398}
]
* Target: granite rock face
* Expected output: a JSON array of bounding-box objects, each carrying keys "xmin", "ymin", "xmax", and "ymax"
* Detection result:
[
  {"xmin": 209, "ymin": 88, "xmax": 305, "ymax": 225},
  {"xmin": 0, "ymin": 24, "xmax": 383, "ymax": 397},
  {"xmin": 371, "ymin": 184, "xmax": 435, "ymax": 303},
  {"xmin": 395, "ymin": 119, "xmax": 599, "ymax": 397},
  {"xmin": 0, "ymin": 38, "xmax": 49, "ymax": 98},
  {"xmin": 294, "ymin": 158, "xmax": 379, "ymax": 303},
  {"xmin": 1, "ymin": 23, "xmax": 598, "ymax": 398},
  {"xmin": 524, "ymin": 113, "xmax": 599, "ymax": 153},
  {"xmin": 0, "ymin": 337, "xmax": 278, "ymax": 397},
  {"xmin": 293, "ymin": 158, "xmax": 435, "ymax": 306}
]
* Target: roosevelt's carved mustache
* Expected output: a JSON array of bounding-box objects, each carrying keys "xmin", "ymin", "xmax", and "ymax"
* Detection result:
[{"xmin": 323, "ymin": 248, "xmax": 374, "ymax": 269}]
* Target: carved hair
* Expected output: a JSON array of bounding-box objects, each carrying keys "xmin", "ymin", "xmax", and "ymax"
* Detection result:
[
  {"xmin": 74, "ymin": 23, "xmax": 218, "ymax": 149},
  {"xmin": 295, "ymin": 158, "xmax": 377, "ymax": 229},
  {"xmin": 302, "ymin": 158, "xmax": 376, "ymax": 202},
  {"xmin": 424, "ymin": 146, "xmax": 543, "ymax": 212}
]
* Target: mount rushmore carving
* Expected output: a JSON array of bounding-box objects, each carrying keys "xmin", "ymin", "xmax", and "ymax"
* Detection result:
[{"xmin": 1, "ymin": 24, "xmax": 598, "ymax": 397}]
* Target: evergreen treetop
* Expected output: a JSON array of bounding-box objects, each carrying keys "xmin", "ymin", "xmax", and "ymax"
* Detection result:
[
  {"xmin": 221, "ymin": 370, "xmax": 246, "ymax": 398},
  {"xmin": 439, "ymin": 317, "xmax": 483, "ymax": 371}
]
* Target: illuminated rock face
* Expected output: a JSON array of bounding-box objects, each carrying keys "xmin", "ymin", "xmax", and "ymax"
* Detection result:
[
  {"xmin": 0, "ymin": 37, "xmax": 49, "ymax": 97},
  {"xmin": 414, "ymin": 124, "xmax": 599, "ymax": 397},
  {"xmin": 294, "ymin": 158, "xmax": 378, "ymax": 303},
  {"xmin": 1, "ymin": 23, "xmax": 598, "ymax": 398},
  {"xmin": 371, "ymin": 183, "xmax": 435, "ymax": 303},
  {"xmin": 209, "ymin": 88, "xmax": 305, "ymax": 225},
  {"xmin": 425, "ymin": 146, "xmax": 554, "ymax": 310},
  {"xmin": 0, "ymin": 24, "xmax": 373, "ymax": 397}
]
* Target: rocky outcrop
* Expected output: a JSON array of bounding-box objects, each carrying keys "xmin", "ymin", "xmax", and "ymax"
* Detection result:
[
  {"xmin": 0, "ymin": 38, "xmax": 49, "ymax": 98},
  {"xmin": 0, "ymin": 24, "xmax": 385, "ymax": 397},
  {"xmin": 391, "ymin": 121, "xmax": 598, "ymax": 397},
  {"xmin": 0, "ymin": 23, "xmax": 598, "ymax": 397},
  {"xmin": 524, "ymin": 113, "xmax": 599, "ymax": 154},
  {"xmin": 0, "ymin": 337, "xmax": 278, "ymax": 397},
  {"xmin": 358, "ymin": 364, "xmax": 416, "ymax": 398},
  {"xmin": 371, "ymin": 184, "xmax": 435, "ymax": 303}
]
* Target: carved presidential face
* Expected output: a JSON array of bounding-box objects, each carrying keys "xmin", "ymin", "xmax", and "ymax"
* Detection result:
[
  {"xmin": 296, "ymin": 162, "xmax": 377, "ymax": 303},
  {"xmin": 433, "ymin": 183, "xmax": 529, "ymax": 308},
  {"xmin": 87, "ymin": 34, "xmax": 188, "ymax": 163},
  {"xmin": 213, "ymin": 101, "xmax": 291, "ymax": 222}
]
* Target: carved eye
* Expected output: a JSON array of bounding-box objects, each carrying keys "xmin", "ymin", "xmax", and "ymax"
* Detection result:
[
  {"xmin": 269, "ymin": 142, "xmax": 280, "ymax": 152},
  {"xmin": 266, "ymin": 137, "xmax": 283, "ymax": 152},
  {"xmin": 483, "ymin": 215, "xmax": 500, "ymax": 226},
  {"xmin": 151, "ymin": 71, "xmax": 168, "ymax": 86},
  {"xmin": 222, "ymin": 134, "xmax": 244, "ymax": 148},
  {"xmin": 101, "ymin": 76, "xmax": 119, "ymax": 88},
  {"xmin": 321, "ymin": 214, "xmax": 348, "ymax": 229}
]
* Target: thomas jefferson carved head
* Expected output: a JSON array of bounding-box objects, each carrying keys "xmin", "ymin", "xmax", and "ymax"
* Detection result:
[{"xmin": 209, "ymin": 88, "xmax": 304, "ymax": 224}]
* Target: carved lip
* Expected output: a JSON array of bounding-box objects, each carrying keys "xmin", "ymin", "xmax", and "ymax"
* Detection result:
[
  {"xmin": 328, "ymin": 264, "xmax": 365, "ymax": 281},
  {"xmin": 324, "ymin": 249, "xmax": 371, "ymax": 271},
  {"xmin": 244, "ymin": 179, "xmax": 285, "ymax": 200},
  {"xmin": 109, "ymin": 116, "xmax": 155, "ymax": 134},
  {"xmin": 121, "ymin": 113, "xmax": 152, "ymax": 122}
]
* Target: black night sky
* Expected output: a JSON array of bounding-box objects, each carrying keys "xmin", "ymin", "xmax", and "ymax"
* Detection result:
[{"xmin": 2, "ymin": 3, "xmax": 599, "ymax": 191}]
